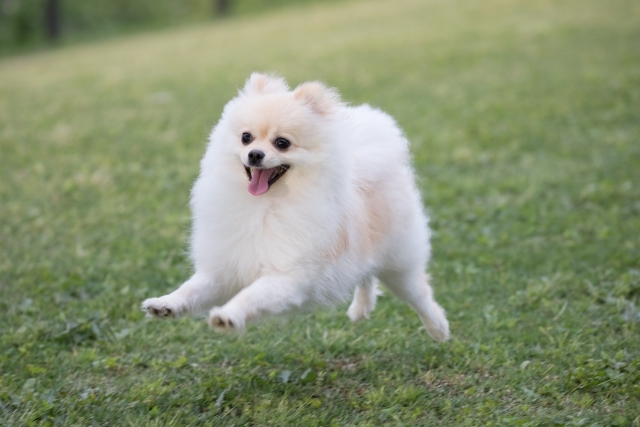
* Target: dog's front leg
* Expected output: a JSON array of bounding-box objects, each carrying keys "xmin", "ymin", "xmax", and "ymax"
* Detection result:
[
  {"xmin": 142, "ymin": 273, "xmax": 222, "ymax": 319},
  {"xmin": 208, "ymin": 274, "xmax": 305, "ymax": 332}
]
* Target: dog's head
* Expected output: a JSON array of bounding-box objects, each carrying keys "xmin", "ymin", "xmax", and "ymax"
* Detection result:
[{"xmin": 220, "ymin": 73, "xmax": 343, "ymax": 196}]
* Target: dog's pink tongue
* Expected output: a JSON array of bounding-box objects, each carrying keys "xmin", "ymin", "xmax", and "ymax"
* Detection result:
[{"xmin": 248, "ymin": 168, "xmax": 275, "ymax": 196}]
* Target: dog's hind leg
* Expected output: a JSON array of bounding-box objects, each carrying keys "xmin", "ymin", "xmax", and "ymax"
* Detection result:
[
  {"xmin": 347, "ymin": 277, "xmax": 380, "ymax": 322},
  {"xmin": 379, "ymin": 269, "xmax": 449, "ymax": 342}
]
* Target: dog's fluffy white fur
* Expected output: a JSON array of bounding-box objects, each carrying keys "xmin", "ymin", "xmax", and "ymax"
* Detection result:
[{"xmin": 142, "ymin": 73, "xmax": 450, "ymax": 342}]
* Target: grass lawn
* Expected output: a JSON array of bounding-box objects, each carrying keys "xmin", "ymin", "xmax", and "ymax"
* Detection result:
[{"xmin": 1, "ymin": 0, "xmax": 639, "ymax": 424}]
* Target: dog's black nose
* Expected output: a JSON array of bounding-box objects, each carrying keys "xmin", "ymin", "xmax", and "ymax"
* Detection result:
[{"xmin": 248, "ymin": 150, "xmax": 265, "ymax": 166}]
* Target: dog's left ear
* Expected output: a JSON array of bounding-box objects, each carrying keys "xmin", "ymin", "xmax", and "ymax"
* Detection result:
[{"xmin": 293, "ymin": 81, "xmax": 341, "ymax": 115}]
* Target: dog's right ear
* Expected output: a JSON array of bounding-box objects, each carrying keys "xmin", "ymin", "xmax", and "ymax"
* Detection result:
[{"xmin": 241, "ymin": 73, "xmax": 289, "ymax": 96}]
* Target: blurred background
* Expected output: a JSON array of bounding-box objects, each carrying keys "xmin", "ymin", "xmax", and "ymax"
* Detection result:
[{"xmin": 0, "ymin": 0, "xmax": 343, "ymax": 54}]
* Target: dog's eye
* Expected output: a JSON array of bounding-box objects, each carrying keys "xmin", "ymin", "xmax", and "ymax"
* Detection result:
[
  {"xmin": 241, "ymin": 132, "xmax": 252, "ymax": 144},
  {"xmin": 274, "ymin": 137, "xmax": 290, "ymax": 150}
]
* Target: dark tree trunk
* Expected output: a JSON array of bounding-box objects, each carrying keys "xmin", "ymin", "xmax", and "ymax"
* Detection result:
[
  {"xmin": 215, "ymin": 0, "xmax": 229, "ymax": 15},
  {"xmin": 44, "ymin": 0, "xmax": 61, "ymax": 41}
]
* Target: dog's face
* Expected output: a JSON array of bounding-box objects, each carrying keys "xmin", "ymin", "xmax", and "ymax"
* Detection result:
[{"xmin": 223, "ymin": 74, "xmax": 341, "ymax": 196}]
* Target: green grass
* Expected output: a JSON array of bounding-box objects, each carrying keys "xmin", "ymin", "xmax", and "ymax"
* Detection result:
[
  {"xmin": 1, "ymin": 0, "xmax": 639, "ymax": 424},
  {"xmin": 0, "ymin": 0, "xmax": 356, "ymax": 56}
]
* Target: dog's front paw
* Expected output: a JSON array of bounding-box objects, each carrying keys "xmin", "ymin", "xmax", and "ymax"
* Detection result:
[
  {"xmin": 141, "ymin": 296, "xmax": 186, "ymax": 319},
  {"xmin": 208, "ymin": 307, "xmax": 245, "ymax": 333}
]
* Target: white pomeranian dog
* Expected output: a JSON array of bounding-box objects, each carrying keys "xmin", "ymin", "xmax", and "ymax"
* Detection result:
[{"xmin": 142, "ymin": 73, "xmax": 450, "ymax": 342}]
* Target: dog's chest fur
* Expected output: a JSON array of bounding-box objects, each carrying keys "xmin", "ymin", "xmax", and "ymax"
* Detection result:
[{"xmin": 191, "ymin": 186, "xmax": 341, "ymax": 291}]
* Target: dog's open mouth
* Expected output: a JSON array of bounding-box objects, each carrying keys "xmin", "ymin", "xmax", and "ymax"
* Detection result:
[{"xmin": 245, "ymin": 165, "xmax": 290, "ymax": 196}]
